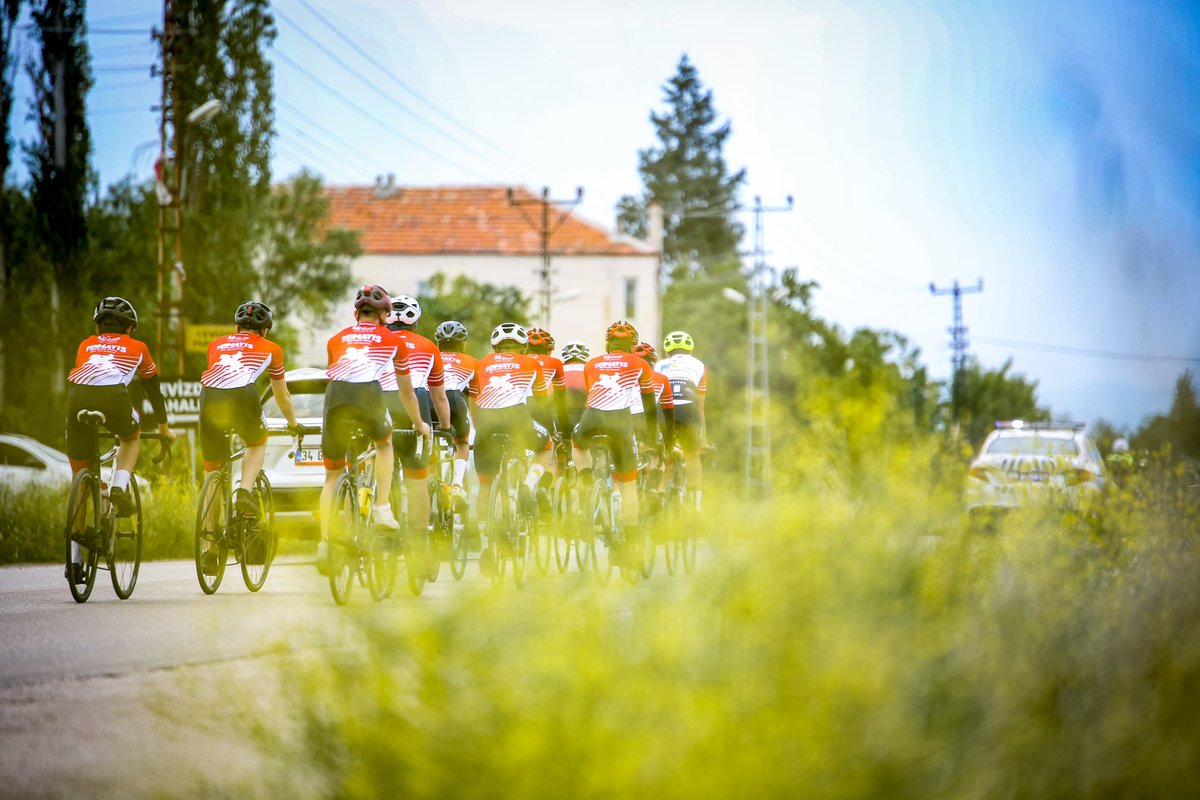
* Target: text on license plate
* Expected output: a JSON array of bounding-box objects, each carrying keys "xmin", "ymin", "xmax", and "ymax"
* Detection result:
[{"xmin": 295, "ymin": 447, "xmax": 323, "ymax": 466}]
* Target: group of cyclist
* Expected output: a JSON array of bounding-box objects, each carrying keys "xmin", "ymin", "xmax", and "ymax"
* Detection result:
[{"xmin": 63, "ymin": 288, "xmax": 709, "ymax": 585}]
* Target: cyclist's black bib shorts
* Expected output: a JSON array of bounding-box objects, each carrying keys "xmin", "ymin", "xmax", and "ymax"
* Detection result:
[
  {"xmin": 323, "ymin": 380, "xmax": 391, "ymax": 470},
  {"xmin": 474, "ymin": 405, "xmax": 548, "ymax": 480},
  {"xmin": 199, "ymin": 385, "xmax": 268, "ymax": 467},
  {"xmin": 446, "ymin": 389, "xmax": 471, "ymax": 444},
  {"xmin": 671, "ymin": 402, "xmax": 702, "ymax": 452},
  {"xmin": 573, "ymin": 408, "xmax": 638, "ymax": 481},
  {"xmin": 66, "ymin": 384, "xmax": 140, "ymax": 466}
]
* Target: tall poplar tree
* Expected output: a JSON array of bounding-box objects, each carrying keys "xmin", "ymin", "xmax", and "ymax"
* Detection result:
[
  {"xmin": 0, "ymin": 0, "xmax": 22, "ymax": 406},
  {"xmin": 616, "ymin": 54, "xmax": 746, "ymax": 279}
]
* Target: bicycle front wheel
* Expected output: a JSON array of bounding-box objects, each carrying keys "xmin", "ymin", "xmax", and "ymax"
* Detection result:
[
  {"xmin": 65, "ymin": 470, "xmax": 100, "ymax": 603},
  {"xmin": 240, "ymin": 473, "xmax": 277, "ymax": 592},
  {"xmin": 328, "ymin": 475, "xmax": 358, "ymax": 606},
  {"xmin": 195, "ymin": 471, "xmax": 229, "ymax": 595},
  {"xmin": 109, "ymin": 476, "xmax": 143, "ymax": 599}
]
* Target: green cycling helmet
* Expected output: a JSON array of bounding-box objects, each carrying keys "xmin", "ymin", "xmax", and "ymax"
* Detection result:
[{"xmin": 663, "ymin": 330, "xmax": 694, "ymax": 353}]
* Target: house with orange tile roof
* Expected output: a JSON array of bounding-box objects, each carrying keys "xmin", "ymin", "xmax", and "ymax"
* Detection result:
[{"xmin": 295, "ymin": 181, "xmax": 663, "ymax": 366}]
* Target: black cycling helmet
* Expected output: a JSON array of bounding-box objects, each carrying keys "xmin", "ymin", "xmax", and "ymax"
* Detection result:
[
  {"xmin": 235, "ymin": 300, "xmax": 273, "ymax": 332},
  {"xmin": 93, "ymin": 296, "xmax": 138, "ymax": 331},
  {"xmin": 354, "ymin": 284, "xmax": 391, "ymax": 312}
]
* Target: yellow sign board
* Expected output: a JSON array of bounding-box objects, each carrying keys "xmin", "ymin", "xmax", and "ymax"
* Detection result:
[{"xmin": 184, "ymin": 324, "xmax": 232, "ymax": 354}]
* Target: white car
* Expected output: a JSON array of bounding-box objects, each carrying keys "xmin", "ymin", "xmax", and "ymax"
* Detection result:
[
  {"xmin": 0, "ymin": 434, "xmax": 73, "ymax": 491},
  {"xmin": 966, "ymin": 421, "xmax": 1105, "ymax": 514},
  {"xmin": 259, "ymin": 368, "xmax": 329, "ymax": 523}
]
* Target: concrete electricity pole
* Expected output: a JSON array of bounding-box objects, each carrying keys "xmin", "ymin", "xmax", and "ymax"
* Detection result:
[
  {"xmin": 154, "ymin": 0, "xmax": 186, "ymax": 376},
  {"xmin": 929, "ymin": 278, "xmax": 983, "ymax": 425},
  {"xmin": 507, "ymin": 186, "xmax": 583, "ymax": 329}
]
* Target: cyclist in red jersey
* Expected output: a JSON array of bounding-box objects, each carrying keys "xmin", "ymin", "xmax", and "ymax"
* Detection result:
[
  {"xmin": 572, "ymin": 321, "xmax": 656, "ymax": 538},
  {"xmin": 434, "ymin": 320, "xmax": 476, "ymax": 506},
  {"xmin": 317, "ymin": 285, "xmax": 428, "ymax": 573},
  {"xmin": 66, "ymin": 297, "xmax": 177, "ymax": 529},
  {"xmin": 525, "ymin": 327, "xmax": 571, "ymax": 485},
  {"xmin": 560, "ymin": 340, "xmax": 590, "ymax": 433},
  {"xmin": 384, "ymin": 294, "xmax": 450, "ymax": 538},
  {"xmin": 198, "ymin": 302, "xmax": 301, "ymax": 528},
  {"xmin": 467, "ymin": 323, "xmax": 550, "ymax": 538},
  {"xmin": 631, "ymin": 341, "xmax": 676, "ymax": 456}
]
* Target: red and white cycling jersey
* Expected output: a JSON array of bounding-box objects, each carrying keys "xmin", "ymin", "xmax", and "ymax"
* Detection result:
[
  {"xmin": 656, "ymin": 353, "xmax": 707, "ymax": 406},
  {"xmin": 630, "ymin": 370, "xmax": 674, "ymax": 415},
  {"xmin": 200, "ymin": 332, "xmax": 285, "ymax": 389},
  {"xmin": 468, "ymin": 353, "xmax": 547, "ymax": 410},
  {"xmin": 530, "ymin": 353, "xmax": 566, "ymax": 397},
  {"xmin": 379, "ymin": 330, "xmax": 444, "ymax": 391},
  {"xmin": 440, "ymin": 351, "xmax": 478, "ymax": 392},
  {"xmin": 326, "ymin": 322, "xmax": 409, "ymax": 384},
  {"xmin": 68, "ymin": 334, "xmax": 158, "ymax": 387},
  {"xmin": 584, "ymin": 352, "xmax": 654, "ymax": 412},
  {"xmin": 563, "ymin": 362, "xmax": 586, "ymax": 394}
]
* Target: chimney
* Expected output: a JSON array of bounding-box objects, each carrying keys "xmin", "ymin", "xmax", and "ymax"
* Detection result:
[
  {"xmin": 647, "ymin": 201, "xmax": 664, "ymax": 254},
  {"xmin": 373, "ymin": 174, "xmax": 385, "ymax": 198},
  {"xmin": 386, "ymin": 173, "xmax": 396, "ymax": 195}
]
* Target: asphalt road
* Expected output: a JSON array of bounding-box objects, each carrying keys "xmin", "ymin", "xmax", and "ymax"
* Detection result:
[{"xmin": 0, "ymin": 552, "xmax": 483, "ymax": 798}]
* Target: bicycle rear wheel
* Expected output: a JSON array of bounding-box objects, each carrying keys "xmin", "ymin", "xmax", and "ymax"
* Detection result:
[
  {"xmin": 449, "ymin": 492, "xmax": 468, "ymax": 581},
  {"xmin": 552, "ymin": 480, "xmax": 572, "ymax": 573},
  {"xmin": 588, "ymin": 482, "xmax": 614, "ymax": 585},
  {"xmin": 641, "ymin": 524, "xmax": 656, "ymax": 579},
  {"xmin": 109, "ymin": 477, "xmax": 143, "ymax": 599},
  {"xmin": 512, "ymin": 509, "xmax": 532, "ymax": 589},
  {"xmin": 487, "ymin": 478, "xmax": 509, "ymax": 588},
  {"xmin": 427, "ymin": 479, "xmax": 447, "ymax": 583},
  {"xmin": 65, "ymin": 470, "xmax": 100, "ymax": 603},
  {"xmin": 405, "ymin": 524, "xmax": 431, "ymax": 597},
  {"xmin": 195, "ymin": 471, "xmax": 229, "ymax": 595},
  {"xmin": 367, "ymin": 531, "xmax": 397, "ymax": 601},
  {"xmin": 240, "ymin": 473, "xmax": 277, "ymax": 592},
  {"xmin": 329, "ymin": 475, "xmax": 358, "ymax": 605}
]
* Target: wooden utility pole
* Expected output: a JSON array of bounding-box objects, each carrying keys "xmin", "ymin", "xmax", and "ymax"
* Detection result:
[{"xmin": 506, "ymin": 186, "xmax": 583, "ymax": 329}]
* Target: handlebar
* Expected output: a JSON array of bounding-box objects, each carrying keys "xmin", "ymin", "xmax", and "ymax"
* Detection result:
[{"xmin": 137, "ymin": 431, "xmax": 173, "ymax": 465}]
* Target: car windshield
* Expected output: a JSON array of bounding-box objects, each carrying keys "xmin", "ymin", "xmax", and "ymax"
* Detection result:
[
  {"xmin": 263, "ymin": 391, "xmax": 326, "ymax": 419},
  {"xmin": 986, "ymin": 434, "xmax": 1080, "ymax": 456}
]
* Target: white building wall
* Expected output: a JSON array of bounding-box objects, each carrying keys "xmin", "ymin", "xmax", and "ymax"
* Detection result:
[{"xmin": 297, "ymin": 253, "xmax": 660, "ymax": 368}]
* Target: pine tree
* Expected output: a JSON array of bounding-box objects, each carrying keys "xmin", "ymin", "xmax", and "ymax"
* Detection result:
[
  {"xmin": 0, "ymin": 0, "xmax": 22, "ymax": 406},
  {"xmin": 616, "ymin": 54, "xmax": 746, "ymax": 279}
]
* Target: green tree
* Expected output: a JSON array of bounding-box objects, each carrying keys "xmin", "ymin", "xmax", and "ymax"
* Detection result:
[
  {"xmin": 1135, "ymin": 370, "xmax": 1200, "ymax": 459},
  {"xmin": 616, "ymin": 54, "xmax": 746, "ymax": 279},
  {"xmin": 957, "ymin": 357, "xmax": 1049, "ymax": 448},
  {"xmin": 414, "ymin": 274, "xmax": 530, "ymax": 359},
  {"xmin": 0, "ymin": 0, "xmax": 22, "ymax": 407}
]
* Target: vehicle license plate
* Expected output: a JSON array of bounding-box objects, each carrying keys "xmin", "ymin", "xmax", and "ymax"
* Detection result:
[
  {"xmin": 1017, "ymin": 472, "xmax": 1045, "ymax": 482},
  {"xmin": 295, "ymin": 447, "xmax": 323, "ymax": 466}
]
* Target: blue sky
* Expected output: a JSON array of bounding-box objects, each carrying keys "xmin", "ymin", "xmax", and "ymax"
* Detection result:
[{"xmin": 11, "ymin": 0, "xmax": 1200, "ymax": 428}]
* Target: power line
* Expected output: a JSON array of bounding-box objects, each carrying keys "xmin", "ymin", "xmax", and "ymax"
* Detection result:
[
  {"xmin": 273, "ymin": 7, "xmax": 503, "ymax": 174},
  {"xmin": 288, "ymin": 0, "xmax": 540, "ymax": 175},
  {"xmin": 271, "ymin": 47, "xmax": 485, "ymax": 179},
  {"xmin": 91, "ymin": 104, "xmax": 154, "ymax": 115},
  {"xmin": 973, "ymin": 336, "xmax": 1200, "ymax": 365},
  {"xmin": 275, "ymin": 115, "xmax": 378, "ymax": 176}
]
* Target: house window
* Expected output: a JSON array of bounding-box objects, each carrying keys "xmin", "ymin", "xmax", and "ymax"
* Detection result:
[
  {"xmin": 417, "ymin": 280, "xmax": 432, "ymax": 298},
  {"xmin": 624, "ymin": 278, "xmax": 637, "ymax": 319}
]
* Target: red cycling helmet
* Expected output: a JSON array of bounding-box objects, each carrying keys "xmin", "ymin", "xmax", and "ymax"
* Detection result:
[
  {"xmin": 526, "ymin": 327, "xmax": 555, "ymax": 353},
  {"xmin": 354, "ymin": 284, "xmax": 391, "ymax": 312},
  {"xmin": 632, "ymin": 341, "xmax": 657, "ymax": 364},
  {"xmin": 605, "ymin": 320, "xmax": 639, "ymax": 346}
]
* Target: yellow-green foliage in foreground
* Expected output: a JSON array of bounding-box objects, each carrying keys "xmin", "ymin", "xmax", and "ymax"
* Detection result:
[{"xmin": 262, "ymin": 460, "xmax": 1200, "ymax": 799}]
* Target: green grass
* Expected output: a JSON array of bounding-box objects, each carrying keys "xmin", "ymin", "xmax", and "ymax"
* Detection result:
[{"xmin": 253, "ymin": 462, "xmax": 1200, "ymax": 799}]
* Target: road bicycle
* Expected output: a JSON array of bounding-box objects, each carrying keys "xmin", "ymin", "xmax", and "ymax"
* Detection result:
[
  {"xmin": 661, "ymin": 443, "xmax": 713, "ymax": 575},
  {"xmin": 428, "ymin": 430, "xmax": 468, "ymax": 581},
  {"xmin": 193, "ymin": 428, "xmax": 302, "ymax": 594},
  {"xmin": 482, "ymin": 432, "xmax": 542, "ymax": 589},
  {"xmin": 63, "ymin": 410, "xmax": 168, "ymax": 603},
  {"xmin": 388, "ymin": 429, "xmax": 436, "ymax": 596},
  {"xmin": 585, "ymin": 433, "xmax": 643, "ymax": 585},
  {"xmin": 326, "ymin": 424, "xmax": 396, "ymax": 605},
  {"xmin": 551, "ymin": 436, "xmax": 587, "ymax": 574}
]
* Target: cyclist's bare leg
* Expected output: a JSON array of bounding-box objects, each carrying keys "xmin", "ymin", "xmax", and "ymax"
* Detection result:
[
  {"xmin": 684, "ymin": 447, "xmax": 703, "ymax": 490},
  {"xmin": 573, "ymin": 446, "xmax": 591, "ymax": 472},
  {"xmin": 375, "ymin": 439, "xmax": 394, "ymax": 508},
  {"xmin": 616, "ymin": 478, "xmax": 639, "ymax": 528},
  {"xmin": 116, "ymin": 438, "xmax": 139, "ymax": 475},
  {"xmin": 407, "ymin": 476, "xmax": 430, "ymax": 530},
  {"xmin": 476, "ymin": 477, "xmax": 492, "ymax": 524},
  {"xmin": 239, "ymin": 443, "xmax": 265, "ymax": 491},
  {"xmin": 319, "ymin": 469, "xmax": 339, "ymax": 542},
  {"xmin": 452, "ymin": 442, "xmax": 470, "ymax": 486}
]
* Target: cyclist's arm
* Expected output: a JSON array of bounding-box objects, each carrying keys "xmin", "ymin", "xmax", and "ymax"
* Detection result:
[
  {"xmin": 431, "ymin": 384, "xmax": 451, "ymax": 430},
  {"xmin": 662, "ymin": 405, "xmax": 675, "ymax": 451},
  {"xmin": 641, "ymin": 390, "xmax": 657, "ymax": 440},
  {"xmin": 697, "ymin": 394, "xmax": 707, "ymax": 445},
  {"xmin": 554, "ymin": 389, "xmax": 570, "ymax": 437},
  {"xmin": 269, "ymin": 376, "xmax": 300, "ymax": 428},
  {"xmin": 141, "ymin": 375, "xmax": 169, "ymax": 429},
  {"xmin": 396, "ymin": 371, "xmax": 429, "ymax": 436}
]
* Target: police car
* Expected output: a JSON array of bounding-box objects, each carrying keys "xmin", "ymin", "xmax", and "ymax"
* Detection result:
[{"xmin": 966, "ymin": 421, "xmax": 1106, "ymax": 514}]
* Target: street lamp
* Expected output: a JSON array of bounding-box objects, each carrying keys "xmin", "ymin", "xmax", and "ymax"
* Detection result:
[
  {"xmin": 185, "ymin": 98, "xmax": 221, "ymax": 124},
  {"xmin": 722, "ymin": 287, "xmax": 747, "ymax": 305}
]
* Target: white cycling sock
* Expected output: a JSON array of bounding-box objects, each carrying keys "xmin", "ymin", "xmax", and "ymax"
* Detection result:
[
  {"xmin": 524, "ymin": 463, "xmax": 546, "ymax": 492},
  {"xmin": 113, "ymin": 470, "xmax": 131, "ymax": 491},
  {"xmin": 452, "ymin": 458, "xmax": 468, "ymax": 487}
]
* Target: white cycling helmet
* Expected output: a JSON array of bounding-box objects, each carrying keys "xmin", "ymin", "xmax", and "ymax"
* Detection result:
[
  {"xmin": 663, "ymin": 330, "xmax": 695, "ymax": 353},
  {"xmin": 490, "ymin": 322, "xmax": 528, "ymax": 347},
  {"xmin": 560, "ymin": 340, "xmax": 590, "ymax": 362},
  {"xmin": 1112, "ymin": 437, "xmax": 1130, "ymax": 454},
  {"xmin": 389, "ymin": 294, "xmax": 421, "ymax": 327},
  {"xmin": 434, "ymin": 320, "xmax": 468, "ymax": 343}
]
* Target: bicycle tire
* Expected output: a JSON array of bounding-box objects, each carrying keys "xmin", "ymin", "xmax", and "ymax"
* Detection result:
[
  {"xmin": 574, "ymin": 483, "xmax": 592, "ymax": 574},
  {"xmin": 512, "ymin": 504, "xmax": 532, "ymax": 589},
  {"xmin": 65, "ymin": 470, "xmax": 100, "ymax": 603},
  {"xmin": 552, "ymin": 479, "xmax": 572, "ymax": 573},
  {"xmin": 405, "ymin": 524, "xmax": 430, "ymax": 597},
  {"xmin": 449, "ymin": 490, "xmax": 468, "ymax": 581},
  {"xmin": 532, "ymin": 487, "xmax": 552, "ymax": 576},
  {"xmin": 427, "ymin": 479, "xmax": 447, "ymax": 584},
  {"xmin": 641, "ymin": 524, "xmax": 656, "ymax": 580},
  {"xmin": 487, "ymin": 477, "xmax": 509, "ymax": 588},
  {"xmin": 328, "ymin": 474, "xmax": 358, "ymax": 605},
  {"xmin": 367, "ymin": 531, "xmax": 397, "ymax": 601},
  {"xmin": 239, "ymin": 473, "xmax": 276, "ymax": 592},
  {"xmin": 588, "ymin": 481, "xmax": 613, "ymax": 586},
  {"xmin": 109, "ymin": 476, "xmax": 143, "ymax": 599},
  {"xmin": 195, "ymin": 471, "xmax": 229, "ymax": 595}
]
